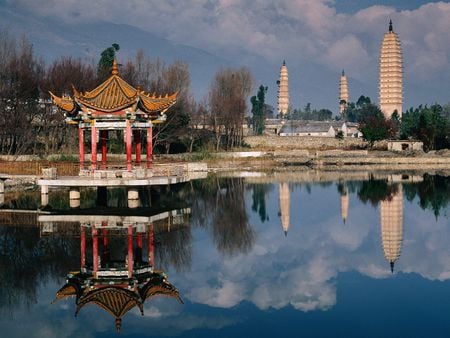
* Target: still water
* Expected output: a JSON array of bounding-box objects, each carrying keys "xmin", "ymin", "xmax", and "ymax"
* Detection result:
[{"xmin": 0, "ymin": 173, "xmax": 449, "ymax": 338}]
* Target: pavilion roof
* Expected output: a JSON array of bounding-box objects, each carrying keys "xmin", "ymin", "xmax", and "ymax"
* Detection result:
[
  {"xmin": 54, "ymin": 271, "xmax": 182, "ymax": 333},
  {"xmin": 49, "ymin": 59, "xmax": 177, "ymax": 119}
]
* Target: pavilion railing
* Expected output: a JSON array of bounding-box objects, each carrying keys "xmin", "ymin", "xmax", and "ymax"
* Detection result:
[
  {"xmin": 0, "ymin": 161, "xmax": 189, "ymax": 178},
  {"xmin": 0, "ymin": 161, "xmax": 80, "ymax": 176}
]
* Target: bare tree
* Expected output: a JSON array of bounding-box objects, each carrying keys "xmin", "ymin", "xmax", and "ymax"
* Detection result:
[
  {"xmin": 208, "ymin": 67, "xmax": 253, "ymax": 150},
  {"xmin": 39, "ymin": 56, "xmax": 97, "ymax": 154},
  {"xmin": 0, "ymin": 33, "xmax": 43, "ymax": 155}
]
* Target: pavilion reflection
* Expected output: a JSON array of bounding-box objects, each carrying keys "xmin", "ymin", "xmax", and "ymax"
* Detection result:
[{"xmin": 45, "ymin": 210, "xmax": 189, "ymax": 333}]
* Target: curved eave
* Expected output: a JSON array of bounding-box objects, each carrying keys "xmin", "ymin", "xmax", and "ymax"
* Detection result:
[
  {"xmin": 75, "ymin": 287, "xmax": 142, "ymax": 318},
  {"xmin": 138, "ymin": 92, "xmax": 177, "ymax": 114},
  {"xmin": 49, "ymin": 91, "xmax": 77, "ymax": 114}
]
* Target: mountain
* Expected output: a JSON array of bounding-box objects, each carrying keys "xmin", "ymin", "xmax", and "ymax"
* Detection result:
[{"xmin": 0, "ymin": 5, "xmax": 232, "ymax": 101}]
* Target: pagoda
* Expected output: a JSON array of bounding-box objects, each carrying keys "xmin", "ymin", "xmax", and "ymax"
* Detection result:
[
  {"xmin": 379, "ymin": 20, "xmax": 403, "ymax": 119},
  {"xmin": 339, "ymin": 70, "xmax": 349, "ymax": 117},
  {"xmin": 50, "ymin": 59, "xmax": 177, "ymax": 171},
  {"xmin": 277, "ymin": 60, "xmax": 289, "ymax": 118}
]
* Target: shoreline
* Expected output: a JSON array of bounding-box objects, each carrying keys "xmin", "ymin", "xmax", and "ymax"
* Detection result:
[{"xmin": 1, "ymin": 149, "xmax": 450, "ymax": 191}]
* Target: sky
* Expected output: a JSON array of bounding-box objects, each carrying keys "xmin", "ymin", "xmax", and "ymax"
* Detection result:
[{"xmin": 2, "ymin": 0, "xmax": 450, "ymax": 111}]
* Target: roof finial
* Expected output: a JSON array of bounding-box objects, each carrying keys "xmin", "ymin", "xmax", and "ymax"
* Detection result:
[
  {"xmin": 389, "ymin": 19, "xmax": 393, "ymax": 32},
  {"xmin": 112, "ymin": 58, "xmax": 119, "ymax": 75},
  {"xmin": 390, "ymin": 261, "xmax": 395, "ymax": 274},
  {"xmin": 342, "ymin": 69, "xmax": 345, "ymax": 76},
  {"xmin": 283, "ymin": 59, "xmax": 286, "ymax": 66},
  {"xmin": 116, "ymin": 318, "xmax": 122, "ymax": 334}
]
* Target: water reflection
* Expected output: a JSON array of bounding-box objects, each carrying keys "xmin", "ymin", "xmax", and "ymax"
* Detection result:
[
  {"xmin": 279, "ymin": 183, "xmax": 290, "ymax": 235},
  {"xmin": 1, "ymin": 174, "xmax": 450, "ymax": 337},
  {"xmin": 51, "ymin": 219, "xmax": 183, "ymax": 333},
  {"xmin": 380, "ymin": 186, "xmax": 403, "ymax": 273}
]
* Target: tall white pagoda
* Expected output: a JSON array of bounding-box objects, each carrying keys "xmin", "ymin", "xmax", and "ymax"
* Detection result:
[
  {"xmin": 277, "ymin": 60, "xmax": 289, "ymax": 117},
  {"xmin": 379, "ymin": 20, "xmax": 403, "ymax": 119}
]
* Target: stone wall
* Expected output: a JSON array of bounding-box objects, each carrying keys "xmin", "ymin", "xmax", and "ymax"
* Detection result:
[{"xmin": 244, "ymin": 136, "xmax": 366, "ymax": 150}]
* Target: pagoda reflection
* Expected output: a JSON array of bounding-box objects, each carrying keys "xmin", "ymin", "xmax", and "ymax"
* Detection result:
[
  {"xmin": 380, "ymin": 186, "xmax": 403, "ymax": 273},
  {"xmin": 279, "ymin": 182, "xmax": 290, "ymax": 236},
  {"xmin": 47, "ymin": 210, "xmax": 189, "ymax": 333}
]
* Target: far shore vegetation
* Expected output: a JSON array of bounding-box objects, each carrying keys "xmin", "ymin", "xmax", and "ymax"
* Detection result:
[{"xmin": 0, "ymin": 31, "xmax": 449, "ymax": 158}]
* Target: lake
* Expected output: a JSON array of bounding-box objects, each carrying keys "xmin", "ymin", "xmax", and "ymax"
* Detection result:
[{"xmin": 0, "ymin": 172, "xmax": 449, "ymax": 337}]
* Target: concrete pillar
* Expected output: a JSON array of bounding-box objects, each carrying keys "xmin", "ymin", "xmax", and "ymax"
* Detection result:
[
  {"xmin": 41, "ymin": 185, "xmax": 49, "ymax": 207},
  {"xmin": 127, "ymin": 188, "xmax": 139, "ymax": 208},
  {"xmin": 69, "ymin": 187, "xmax": 80, "ymax": 209}
]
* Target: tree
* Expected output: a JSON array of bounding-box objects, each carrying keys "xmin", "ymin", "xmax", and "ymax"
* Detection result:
[
  {"xmin": 250, "ymin": 85, "xmax": 267, "ymax": 135},
  {"xmin": 357, "ymin": 102, "xmax": 397, "ymax": 147},
  {"xmin": 208, "ymin": 67, "xmax": 253, "ymax": 150},
  {"xmin": 0, "ymin": 34, "xmax": 44, "ymax": 155},
  {"xmin": 120, "ymin": 51, "xmax": 194, "ymax": 154},
  {"xmin": 97, "ymin": 43, "xmax": 120, "ymax": 79},
  {"xmin": 39, "ymin": 56, "xmax": 97, "ymax": 154},
  {"xmin": 401, "ymin": 104, "xmax": 450, "ymax": 151}
]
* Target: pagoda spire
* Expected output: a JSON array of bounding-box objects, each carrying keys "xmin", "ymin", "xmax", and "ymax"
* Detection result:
[
  {"xmin": 389, "ymin": 19, "xmax": 393, "ymax": 32},
  {"xmin": 342, "ymin": 69, "xmax": 345, "ymax": 76},
  {"xmin": 112, "ymin": 58, "xmax": 119, "ymax": 75},
  {"xmin": 390, "ymin": 261, "xmax": 395, "ymax": 274}
]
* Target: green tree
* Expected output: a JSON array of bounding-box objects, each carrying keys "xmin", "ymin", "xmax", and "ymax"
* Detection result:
[
  {"xmin": 97, "ymin": 43, "xmax": 120, "ymax": 79},
  {"xmin": 250, "ymin": 85, "xmax": 267, "ymax": 135},
  {"xmin": 401, "ymin": 104, "xmax": 450, "ymax": 151},
  {"xmin": 357, "ymin": 103, "xmax": 397, "ymax": 147}
]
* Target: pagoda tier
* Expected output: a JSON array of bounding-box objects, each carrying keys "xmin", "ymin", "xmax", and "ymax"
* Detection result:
[{"xmin": 49, "ymin": 59, "xmax": 177, "ymax": 124}]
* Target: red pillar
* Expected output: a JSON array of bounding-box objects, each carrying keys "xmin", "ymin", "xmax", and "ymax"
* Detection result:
[
  {"xmin": 101, "ymin": 130, "xmax": 107, "ymax": 169},
  {"xmin": 137, "ymin": 232, "xmax": 143, "ymax": 263},
  {"xmin": 126, "ymin": 122, "xmax": 132, "ymax": 171},
  {"xmin": 102, "ymin": 221, "xmax": 108, "ymax": 247},
  {"xmin": 134, "ymin": 130, "xmax": 141, "ymax": 165},
  {"xmin": 148, "ymin": 223, "xmax": 154, "ymax": 267},
  {"xmin": 91, "ymin": 125, "xmax": 97, "ymax": 170},
  {"xmin": 92, "ymin": 227, "xmax": 99, "ymax": 275},
  {"xmin": 79, "ymin": 127, "xmax": 84, "ymax": 169},
  {"xmin": 102, "ymin": 221, "xmax": 109, "ymax": 264},
  {"xmin": 146, "ymin": 126, "xmax": 153, "ymax": 168},
  {"xmin": 127, "ymin": 225, "xmax": 133, "ymax": 277},
  {"xmin": 80, "ymin": 226, "xmax": 86, "ymax": 268}
]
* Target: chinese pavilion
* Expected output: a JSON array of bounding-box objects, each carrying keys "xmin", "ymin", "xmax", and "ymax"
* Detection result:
[{"xmin": 50, "ymin": 59, "xmax": 177, "ymax": 171}]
